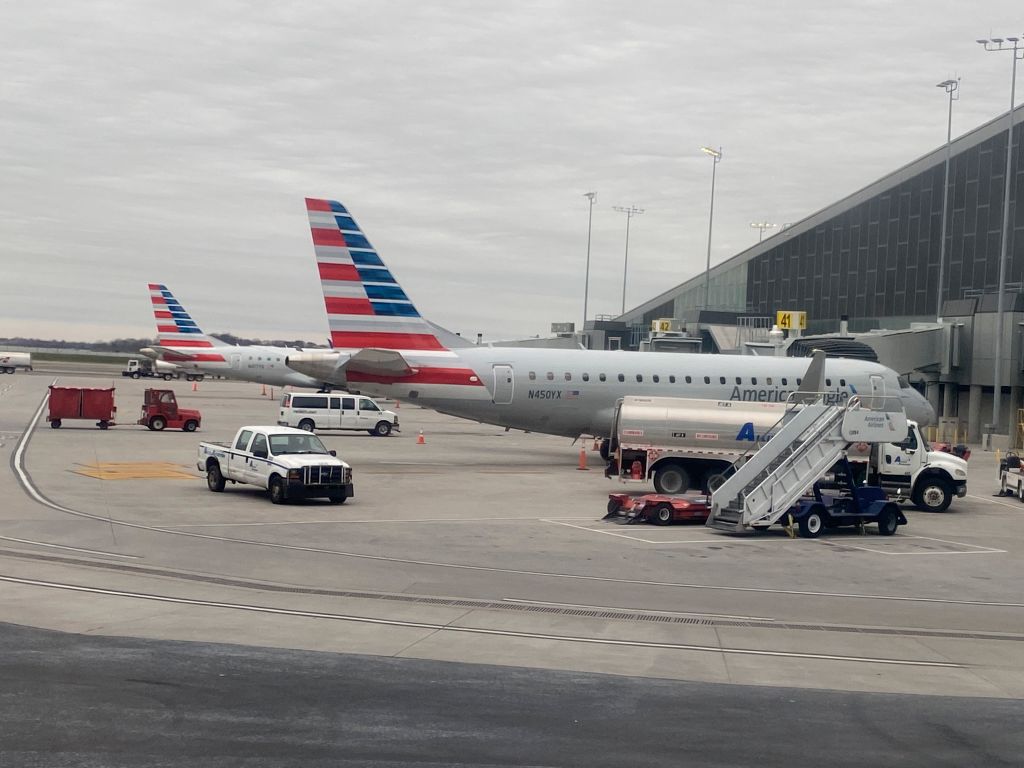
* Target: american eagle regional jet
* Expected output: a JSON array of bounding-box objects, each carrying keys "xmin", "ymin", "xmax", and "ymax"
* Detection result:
[
  {"xmin": 145, "ymin": 284, "xmax": 327, "ymax": 389},
  {"xmin": 286, "ymin": 198, "xmax": 934, "ymax": 448}
]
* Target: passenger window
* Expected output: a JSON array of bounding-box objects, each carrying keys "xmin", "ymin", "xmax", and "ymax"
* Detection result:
[
  {"xmin": 767, "ymin": 377, "xmax": 773, "ymax": 385},
  {"xmin": 796, "ymin": 378, "xmax": 802, "ymax": 386},
  {"xmin": 781, "ymin": 378, "xmax": 788, "ymax": 386},
  {"xmin": 652, "ymin": 375, "xmax": 660, "ymax": 383},
  {"xmin": 546, "ymin": 372, "xmax": 554, "ymax": 381},
  {"xmin": 670, "ymin": 375, "xmax": 676, "ymax": 383},
  {"xmin": 360, "ymin": 398, "xmax": 380, "ymax": 412},
  {"xmin": 599, "ymin": 373, "xmax": 607, "ymax": 382},
  {"xmin": 735, "ymin": 377, "xmax": 741, "ymax": 385},
  {"xmin": 826, "ymin": 378, "xmax": 832, "ymax": 387},
  {"xmin": 840, "ymin": 378, "xmax": 846, "ymax": 386},
  {"xmin": 719, "ymin": 377, "xmax": 726, "ymax": 384},
  {"xmin": 330, "ymin": 398, "xmax": 341, "ymax": 410},
  {"xmin": 704, "ymin": 376, "xmax": 710, "ymax": 384},
  {"xmin": 582, "ymin": 373, "xmax": 590, "ymax": 382},
  {"xmin": 235, "ymin": 430, "xmax": 253, "ymax": 451},
  {"xmin": 564, "ymin": 372, "xmax": 571, "ymax": 381},
  {"xmin": 529, "ymin": 371, "xmax": 536, "ymax": 381},
  {"xmin": 618, "ymin": 374, "xmax": 625, "ymax": 382},
  {"xmin": 751, "ymin": 377, "xmax": 757, "ymax": 385},
  {"xmin": 342, "ymin": 397, "xmax": 355, "ymax": 410},
  {"xmin": 250, "ymin": 433, "xmax": 268, "ymax": 458},
  {"xmin": 636, "ymin": 374, "xmax": 643, "ymax": 383}
]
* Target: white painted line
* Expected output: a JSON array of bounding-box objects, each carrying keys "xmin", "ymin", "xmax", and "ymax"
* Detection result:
[
  {"xmin": 966, "ymin": 493, "xmax": 1024, "ymax": 510},
  {"xmin": 819, "ymin": 535, "xmax": 1005, "ymax": 556},
  {"xmin": 0, "ymin": 536, "xmax": 139, "ymax": 559},
  {"xmin": 167, "ymin": 516, "xmax": 547, "ymax": 528},
  {"xmin": 543, "ymin": 518, "xmax": 773, "ymax": 545},
  {"xmin": 0, "ymin": 574, "xmax": 963, "ymax": 669}
]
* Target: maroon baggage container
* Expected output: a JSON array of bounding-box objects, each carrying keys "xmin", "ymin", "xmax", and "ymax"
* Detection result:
[{"xmin": 47, "ymin": 386, "xmax": 116, "ymax": 429}]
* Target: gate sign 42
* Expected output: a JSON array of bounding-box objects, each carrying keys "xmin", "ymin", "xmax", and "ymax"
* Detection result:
[{"xmin": 776, "ymin": 311, "xmax": 807, "ymax": 330}]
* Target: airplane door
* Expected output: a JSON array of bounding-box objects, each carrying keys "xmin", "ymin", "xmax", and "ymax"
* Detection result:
[
  {"xmin": 230, "ymin": 353, "xmax": 241, "ymax": 370},
  {"xmin": 492, "ymin": 365, "xmax": 514, "ymax": 405},
  {"xmin": 869, "ymin": 374, "xmax": 886, "ymax": 410}
]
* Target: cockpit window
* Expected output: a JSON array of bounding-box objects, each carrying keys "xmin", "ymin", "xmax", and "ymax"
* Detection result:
[{"xmin": 898, "ymin": 375, "xmax": 911, "ymax": 389}]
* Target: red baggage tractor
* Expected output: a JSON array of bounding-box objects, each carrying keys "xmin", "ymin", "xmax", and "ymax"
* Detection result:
[{"xmin": 47, "ymin": 386, "xmax": 116, "ymax": 429}]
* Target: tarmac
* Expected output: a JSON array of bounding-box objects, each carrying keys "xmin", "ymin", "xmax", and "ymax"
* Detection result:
[{"xmin": 1, "ymin": 364, "xmax": 1023, "ymax": 763}]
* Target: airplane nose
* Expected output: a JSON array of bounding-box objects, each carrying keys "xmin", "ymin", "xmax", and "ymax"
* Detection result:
[{"xmin": 905, "ymin": 391, "xmax": 936, "ymax": 427}]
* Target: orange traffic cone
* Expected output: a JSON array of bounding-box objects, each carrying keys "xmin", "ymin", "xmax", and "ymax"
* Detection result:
[
  {"xmin": 191, "ymin": 380, "xmax": 198, "ymax": 392},
  {"xmin": 577, "ymin": 446, "xmax": 589, "ymax": 470},
  {"xmin": 416, "ymin": 430, "xmax": 425, "ymax": 445},
  {"xmin": 394, "ymin": 399, "xmax": 400, "ymax": 409}
]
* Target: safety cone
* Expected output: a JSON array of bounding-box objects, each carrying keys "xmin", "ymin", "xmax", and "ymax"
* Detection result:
[
  {"xmin": 577, "ymin": 446, "xmax": 589, "ymax": 471},
  {"xmin": 416, "ymin": 430, "xmax": 425, "ymax": 445},
  {"xmin": 191, "ymin": 380, "xmax": 198, "ymax": 392},
  {"xmin": 592, "ymin": 437, "xmax": 600, "ymax": 451},
  {"xmin": 394, "ymin": 399, "xmax": 400, "ymax": 409}
]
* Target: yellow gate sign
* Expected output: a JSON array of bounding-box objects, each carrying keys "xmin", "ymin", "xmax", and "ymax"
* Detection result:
[{"xmin": 776, "ymin": 311, "xmax": 807, "ymax": 330}]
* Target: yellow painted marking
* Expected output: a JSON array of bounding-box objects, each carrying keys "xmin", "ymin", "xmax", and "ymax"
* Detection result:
[{"xmin": 72, "ymin": 462, "xmax": 196, "ymax": 480}]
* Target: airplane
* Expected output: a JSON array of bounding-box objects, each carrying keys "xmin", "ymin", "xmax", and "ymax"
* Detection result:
[
  {"xmin": 286, "ymin": 198, "xmax": 936, "ymax": 455},
  {"xmin": 143, "ymin": 283, "xmax": 328, "ymax": 389}
]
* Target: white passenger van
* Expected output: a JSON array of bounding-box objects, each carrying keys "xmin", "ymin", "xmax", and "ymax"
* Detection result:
[{"xmin": 278, "ymin": 393, "xmax": 399, "ymax": 436}]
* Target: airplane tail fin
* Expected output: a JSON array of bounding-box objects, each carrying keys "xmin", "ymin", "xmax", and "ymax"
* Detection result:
[
  {"xmin": 305, "ymin": 198, "xmax": 469, "ymax": 352},
  {"xmin": 148, "ymin": 284, "xmax": 228, "ymax": 359}
]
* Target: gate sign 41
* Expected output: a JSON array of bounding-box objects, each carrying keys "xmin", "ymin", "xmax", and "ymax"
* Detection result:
[{"xmin": 776, "ymin": 311, "xmax": 807, "ymax": 330}]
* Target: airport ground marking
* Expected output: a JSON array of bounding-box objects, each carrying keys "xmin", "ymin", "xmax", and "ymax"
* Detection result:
[
  {"xmin": 72, "ymin": 461, "xmax": 196, "ymax": 481},
  {"xmin": 966, "ymin": 493, "xmax": 1024, "ymax": 510},
  {"xmin": 819, "ymin": 535, "xmax": 1005, "ymax": 556},
  {"xmin": 0, "ymin": 536, "xmax": 139, "ymax": 559},
  {"xmin": 499, "ymin": 597, "xmax": 775, "ymax": 623},
  {"xmin": 167, "ymin": 516, "xmax": 556, "ymax": 528},
  {"xmin": 11, "ymin": 397, "xmax": 1024, "ymax": 611},
  {"xmin": 0, "ymin": 574, "xmax": 966, "ymax": 669}
]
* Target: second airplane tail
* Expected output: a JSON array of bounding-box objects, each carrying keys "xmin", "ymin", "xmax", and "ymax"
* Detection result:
[{"xmin": 148, "ymin": 284, "xmax": 227, "ymax": 361}]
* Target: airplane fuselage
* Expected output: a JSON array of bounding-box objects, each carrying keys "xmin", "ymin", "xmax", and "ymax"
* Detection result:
[
  {"xmin": 157, "ymin": 344, "xmax": 322, "ymax": 389},
  {"xmin": 299, "ymin": 347, "xmax": 934, "ymax": 438}
]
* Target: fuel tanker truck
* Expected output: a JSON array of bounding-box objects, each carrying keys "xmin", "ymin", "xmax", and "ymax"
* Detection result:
[{"xmin": 605, "ymin": 395, "xmax": 967, "ymax": 513}]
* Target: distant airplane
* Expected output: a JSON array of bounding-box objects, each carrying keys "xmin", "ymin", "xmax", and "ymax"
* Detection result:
[
  {"xmin": 144, "ymin": 284, "xmax": 326, "ymax": 389},
  {"xmin": 286, "ymin": 198, "xmax": 935, "ymax": 467}
]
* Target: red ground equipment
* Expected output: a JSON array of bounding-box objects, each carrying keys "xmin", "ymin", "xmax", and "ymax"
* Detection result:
[
  {"xmin": 137, "ymin": 388, "xmax": 202, "ymax": 432},
  {"xmin": 604, "ymin": 492, "xmax": 711, "ymax": 525},
  {"xmin": 47, "ymin": 386, "xmax": 117, "ymax": 429}
]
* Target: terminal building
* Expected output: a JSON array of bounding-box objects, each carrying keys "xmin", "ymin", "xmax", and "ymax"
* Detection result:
[{"xmin": 588, "ymin": 104, "xmax": 1024, "ymax": 446}]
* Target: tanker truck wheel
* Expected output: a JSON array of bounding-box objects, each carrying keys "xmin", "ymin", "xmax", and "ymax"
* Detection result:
[{"xmin": 653, "ymin": 463, "xmax": 690, "ymax": 494}]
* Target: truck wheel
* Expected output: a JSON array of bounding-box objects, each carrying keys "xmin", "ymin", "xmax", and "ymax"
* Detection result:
[
  {"xmin": 328, "ymin": 490, "xmax": 347, "ymax": 505},
  {"xmin": 650, "ymin": 503, "xmax": 674, "ymax": 525},
  {"xmin": 372, "ymin": 421, "xmax": 392, "ymax": 437},
  {"xmin": 269, "ymin": 477, "xmax": 287, "ymax": 504},
  {"xmin": 162, "ymin": 373, "xmax": 173, "ymax": 381},
  {"xmin": 653, "ymin": 464, "xmax": 690, "ymax": 494},
  {"xmin": 298, "ymin": 419, "xmax": 315, "ymax": 432},
  {"xmin": 50, "ymin": 419, "xmax": 61, "ymax": 429},
  {"xmin": 912, "ymin": 478, "xmax": 952, "ymax": 513},
  {"xmin": 1018, "ymin": 482, "xmax": 1024, "ymax": 503},
  {"xmin": 150, "ymin": 416, "xmax": 166, "ymax": 431},
  {"xmin": 130, "ymin": 372, "xmax": 141, "ymax": 379},
  {"xmin": 98, "ymin": 421, "xmax": 109, "ymax": 430},
  {"xmin": 206, "ymin": 464, "xmax": 226, "ymax": 492},
  {"xmin": 798, "ymin": 509, "xmax": 825, "ymax": 538},
  {"xmin": 876, "ymin": 505, "xmax": 899, "ymax": 536},
  {"xmin": 183, "ymin": 420, "xmax": 198, "ymax": 433}
]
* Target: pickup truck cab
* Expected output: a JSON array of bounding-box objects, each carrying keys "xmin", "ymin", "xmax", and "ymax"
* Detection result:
[{"xmin": 197, "ymin": 425, "xmax": 353, "ymax": 504}]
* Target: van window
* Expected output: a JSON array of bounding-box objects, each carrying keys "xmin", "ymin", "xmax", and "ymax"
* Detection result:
[
  {"xmin": 360, "ymin": 398, "xmax": 380, "ymax": 412},
  {"xmin": 235, "ymin": 430, "xmax": 253, "ymax": 451},
  {"xmin": 281, "ymin": 394, "xmax": 291, "ymax": 407},
  {"xmin": 342, "ymin": 397, "xmax": 355, "ymax": 410},
  {"xmin": 292, "ymin": 395, "xmax": 328, "ymax": 409},
  {"xmin": 330, "ymin": 397, "xmax": 341, "ymax": 410}
]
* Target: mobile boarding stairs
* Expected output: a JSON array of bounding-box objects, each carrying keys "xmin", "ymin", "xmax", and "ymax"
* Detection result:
[{"xmin": 706, "ymin": 395, "xmax": 907, "ymax": 533}]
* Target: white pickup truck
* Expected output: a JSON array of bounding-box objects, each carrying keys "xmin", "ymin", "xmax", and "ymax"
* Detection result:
[{"xmin": 197, "ymin": 425, "xmax": 353, "ymax": 504}]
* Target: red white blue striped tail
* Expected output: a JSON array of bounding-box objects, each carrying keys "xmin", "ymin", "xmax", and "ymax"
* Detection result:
[
  {"xmin": 305, "ymin": 198, "xmax": 449, "ymax": 352},
  {"xmin": 148, "ymin": 284, "xmax": 226, "ymax": 362}
]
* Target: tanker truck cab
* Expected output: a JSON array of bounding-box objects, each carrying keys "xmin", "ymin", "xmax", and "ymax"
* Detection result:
[{"xmin": 861, "ymin": 421, "xmax": 967, "ymax": 512}]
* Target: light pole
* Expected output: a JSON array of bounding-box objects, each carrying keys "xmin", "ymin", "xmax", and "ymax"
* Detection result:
[
  {"xmin": 977, "ymin": 36, "xmax": 1023, "ymax": 434},
  {"xmin": 700, "ymin": 146, "xmax": 722, "ymax": 309},
  {"xmin": 612, "ymin": 205, "xmax": 645, "ymax": 314},
  {"xmin": 582, "ymin": 192, "xmax": 596, "ymax": 329},
  {"xmin": 935, "ymin": 77, "xmax": 960, "ymax": 322},
  {"xmin": 750, "ymin": 221, "xmax": 778, "ymax": 243}
]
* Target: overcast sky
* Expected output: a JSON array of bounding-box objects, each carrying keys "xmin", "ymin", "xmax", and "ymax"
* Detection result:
[{"xmin": 1, "ymin": 1, "xmax": 1022, "ymax": 343}]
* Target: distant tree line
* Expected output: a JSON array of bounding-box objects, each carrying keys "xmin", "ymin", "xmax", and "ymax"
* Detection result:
[{"xmin": 0, "ymin": 335, "xmax": 328, "ymax": 352}]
